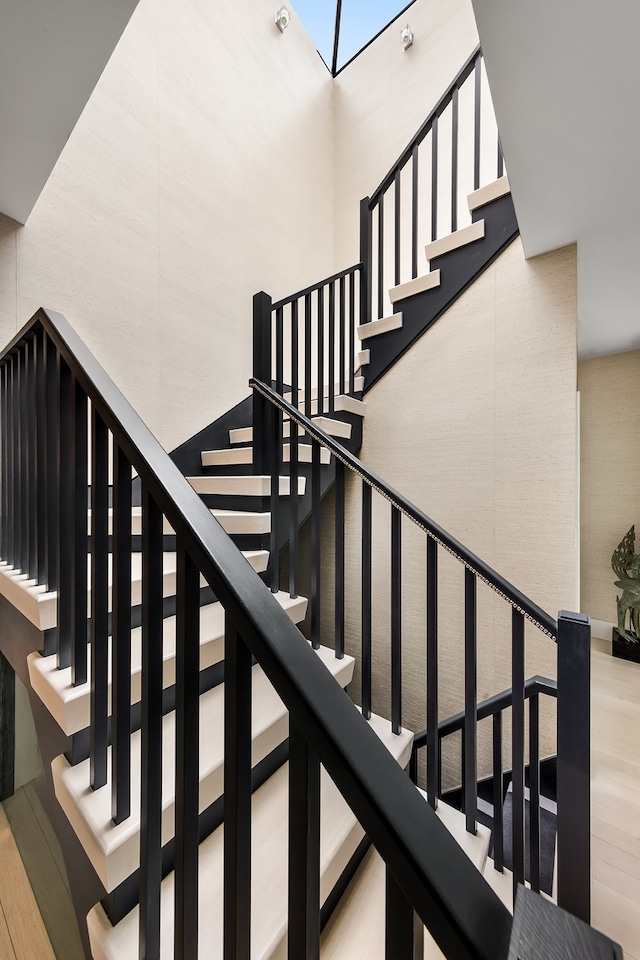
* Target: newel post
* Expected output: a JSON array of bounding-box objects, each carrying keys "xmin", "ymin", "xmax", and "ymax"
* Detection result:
[
  {"xmin": 359, "ymin": 197, "xmax": 372, "ymax": 327},
  {"xmin": 556, "ymin": 610, "xmax": 591, "ymax": 924},
  {"xmin": 252, "ymin": 292, "xmax": 272, "ymax": 477}
]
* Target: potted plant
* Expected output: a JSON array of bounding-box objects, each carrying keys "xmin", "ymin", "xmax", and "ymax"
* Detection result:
[{"xmin": 611, "ymin": 525, "xmax": 640, "ymax": 663}]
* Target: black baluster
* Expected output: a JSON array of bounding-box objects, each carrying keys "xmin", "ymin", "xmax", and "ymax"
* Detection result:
[
  {"xmin": 328, "ymin": 281, "xmax": 335, "ymax": 416},
  {"xmin": 57, "ymin": 358, "xmax": 73, "ymax": 670},
  {"xmin": 5, "ymin": 357, "xmax": 14, "ymax": 567},
  {"xmin": 377, "ymin": 199, "xmax": 384, "ymax": 319},
  {"xmin": 252, "ymin": 292, "xmax": 273, "ymax": 477},
  {"xmin": 426, "ymin": 536, "xmax": 438, "ymax": 809},
  {"xmin": 411, "ymin": 146, "xmax": 419, "ymax": 279},
  {"xmin": 394, "ymin": 170, "xmax": 401, "ymax": 288},
  {"xmin": 35, "ymin": 330, "xmax": 47, "ymax": 584},
  {"xmin": 27, "ymin": 336, "xmax": 37, "ymax": 581},
  {"xmin": 310, "ymin": 441, "xmax": 321, "ymax": 649},
  {"xmin": 348, "ymin": 271, "xmax": 356, "ymax": 394},
  {"xmin": 139, "ymin": 486, "xmax": 163, "ymax": 960},
  {"xmin": 175, "ymin": 545, "xmax": 200, "ymax": 960},
  {"xmin": 431, "ymin": 118, "xmax": 439, "ymax": 242},
  {"xmin": 0, "ymin": 362, "xmax": 7, "ymax": 562},
  {"xmin": 335, "ymin": 459, "xmax": 345, "ymax": 659},
  {"xmin": 474, "ymin": 55, "xmax": 482, "ymax": 191},
  {"xmin": 46, "ymin": 337, "xmax": 59, "ymax": 596},
  {"xmin": 391, "ymin": 506, "xmax": 402, "ymax": 735},
  {"xmin": 316, "ymin": 287, "xmax": 324, "ymax": 416},
  {"xmin": 288, "ymin": 413, "xmax": 299, "ymax": 601},
  {"xmin": 339, "ymin": 276, "xmax": 346, "ymax": 397},
  {"xmin": 362, "ymin": 481, "xmax": 372, "ymax": 719},
  {"xmin": 451, "ymin": 86, "xmax": 459, "ymax": 233},
  {"xmin": 385, "ymin": 867, "xmax": 420, "ymax": 960},
  {"xmin": 288, "ymin": 719, "xmax": 320, "ymax": 960},
  {"xmin": 498, "ymin": 139, "xmax": 504, "ymax": 180},
  {"xmin": 529, "ymin": 693, "xmax": 541, "ymax": 893},
  {"xmin": 71, "ymin": 377, "xmax": 88, "ymax": 688},
  {"xmin": 359, "ymin": 197, "xmax": 372, "ymax": 327},
  {"xmin": 464, "ymin": 568, "xmax": 477, "ymax": 833},
  {"xmin": 90, "ymin": 408, "xmax": 109, "ymax": 790},
  {"xmin": 224, "ymin": 619, "xmax": 252, "ymax": 960},
  {"xmin": 291, "ymin": 300, "xmax": 299, "ymax": 412},
  {"xmin": 269, "ymin": 388, "xmax": 280, "ymax": 594},
  {"xmin": 511, "ymin": 608, "xmax": 525, "ymax": 898},
  {"xmin": 18, "ymin": 345, "xmax": 27, "ymax": 573},
  {"xmin": 112, "ymin": 444, "xmax": 132, "ymax": 824},
  {"xmin": 492, "ymin": 711, "xmax": 503, "ymax": 872},
  {"xmin": 275, "ymin": 305, "xmax": 284, "ymax": 399},
  {"xmin": 304, "ymin": 293, "xmax": 312, "ymax": 416}
]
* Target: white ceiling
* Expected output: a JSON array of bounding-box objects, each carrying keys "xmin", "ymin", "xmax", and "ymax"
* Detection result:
[
  {"xmin": 471, "ymin": 0, "xmax": 640, "ymax": 358},
  {"xmin": 0, "ymin": 0, "xmax": 139, "ymax": 225}
]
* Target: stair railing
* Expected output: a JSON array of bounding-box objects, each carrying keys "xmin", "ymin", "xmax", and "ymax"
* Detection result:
[
  {"xmin": 363, "ymin": 45, "xmax": 504, "ymax": 322},
  {"xmin": 251, "ymin": 376, "xmax": 592, "ymax": 925}
]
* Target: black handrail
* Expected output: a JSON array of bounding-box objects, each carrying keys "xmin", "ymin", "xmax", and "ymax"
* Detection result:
[
  {"xmin": 250, "ymin": 377, "xmax": 557, "ymax": 638},
  {"xmin": 2, "ymin": 309, "xmax": 514, "ymax": 959},
  {"xmin": 271, "ymin": 262, "xmax": 362, "ymax": 310}
]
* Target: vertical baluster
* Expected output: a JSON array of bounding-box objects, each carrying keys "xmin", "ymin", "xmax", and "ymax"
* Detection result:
[
  {"xmin": 511, "ymin": 608, "xmax": 526, "ymax": 898},
  {"xmin": 334, "ymin": 459, "xmax": 345, "ymax": 659},
  {"xmin": 411, "ymin": 146, "xmax": 419, "ymax": 280},
  {"xmin": 431, "ymin": 118, "xmax": 439, "ymax": 242},
  {"xmin": 290, "ymin": 300, "xmax": 299, "ymax": 412},
  {"xmin": 0, "ymin": 362, "xmax": 7, "ymax": 562},
  {"xmin": 394, "ymin": 170, "xmax": 401, "ymax": 287},
  {"xmin": 252, "ymin": 292, "xmax": 273, "ymax": 477},
  {"xmin": 391, "ymin": 506, "xmax": 402, "ymax": 735},
  {"xmin": 35, "ymin": 330, "xmax": 47, "ymax": 584},
  {"xmin": 498, "ymin": 139, "xmax": 504, "ymax": 180},
  {"xmin": 90, "ymin": 408, "xmax": 109, "ymax": 789},
  {"xmin": 57, "ymin": 358, "xmax": 73, "ymax": 670},
  {"xmin": 139, "ymin": 486, "xmax": 163, "ymax": 960},
  {"xmin": 377, "ymin": 199, "xmax": 384, "ymax": 319},
  {"xmin": 5, "ymin": 357, "xmax": 14, "ymax": 568},
  {"xmin": 426, "ymin": 536, "xmax": 438, "ymax": 809},
  {"xmin": 27, "ymin": 336, "xmax": 37, "ymax": 580},
  {"xmin": 304, "ymin": 293, "xmax": 312, "ymax": 416},
  {"xmin": 339, "ymin": 277, "xmax": 346, "ymax": 397},
  {"xmin": 361, "ymin": 481, "xmax": 372, "ymax": 719},
  {"xmin": 328, "ymin": 282, "xmax": 335, "ymax": 416},
  {"xmin": 473, "ymin": 55, "xmax": 482, "ymax": 191},
  {"xmin": 46, "ymin": 337, "xmax": 59, "ymax": 596},
  {"xmin": 275, "ymin": 306, "xmax": 284, "ymax": 398},
  {"xmin": 451, "ymin": 86, "xmax": 459, "ymax": 234},
  {"xmin": 112, "ymin": 444, "xmax": 132, "ymax": 824},
  {"xmin": 310, "ymin": 441, "xmax": 321, "ymax": 650},
  {"xmin": 492, "ymin": 711, "xmax": 504, "ymax": 871},
  {"xmin": 359, "ymin": 197, "xmax": 372, "ymax": 328},
  {"xmin": 269, "ymin": 388, "xmax": 280, "ymax": 594},
  {"xmin": 316, "ymin": 287, "xmax": 324, "ymax": 416},
  {"xmin": 175, "ymin": 545, "xmax": 200, "ymax": 960},
  {"xmin": 288, "ymin": 720, "xmax": 320, "ymax": 960},
  {"xmin": 224, "ymin": 619, "xmax": 252, "ymax": 960},
  {"xmin": 71, "ymin": 377, "xmax": 88, "ymax": 687},
  {"xmin": 464, "ymin": 568, "xmax": 477, "ymax": 833},
  {"xmin": 348, "ymin": 272, "xmax": 356, "ymax": 395},
  {"xmin": 529, "ymin": 693, "xmax": 541, "ymax": 893},
  {"xmin": 18, "ymin": 345, "xmax": 27, "ymax": 573},
  {"xmin": 288, "ymin": 423, "xmax": 299, "ymax": 601},
  {"xmin": 386, "ymin": 867, "xmax": 419, "ymax": 960}
]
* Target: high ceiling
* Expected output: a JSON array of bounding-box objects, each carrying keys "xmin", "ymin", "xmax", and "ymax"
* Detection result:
[{"xmin": 291, "ymin": 0, "xmax": 416, "ymax": 74}]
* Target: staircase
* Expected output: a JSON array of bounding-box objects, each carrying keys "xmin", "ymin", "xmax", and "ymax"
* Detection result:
[{"xmin": 0, "ymin": 46, "xmax": 619, "ymax": 960}]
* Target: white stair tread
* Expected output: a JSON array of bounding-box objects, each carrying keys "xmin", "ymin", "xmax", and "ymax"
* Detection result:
[
  {"xmin": 282, "ymin": 442, "xmax": 331, "ymax": 465},
  {"xmin": 357, "ymin": 313, "xmax": 403, "ymax": 341},
  {"xmin": 201, "ymin": 447, "xmax": 253, "ymax": 466},
  {"xmin": 229, "ymin": 426, "xmax": 253, "ymax": 445},
  {"xmin": 90, "ymin": 507, "xmax": 269, "ymax": 537},
  {"xmin": 389, "ymin": 270, "xmax": 441, "ymax": 304},
  {"xmin": 355, "ymin": 349, "xmax": 370, "ymax": 373},
  {"xmin": 294, "ymin": 395, "xmax": 365, "ymax": 418},
  {"xmin": 424, "ymin": 220, "xmax": 485, "ymax": 262},
  {"xmin": 284, "ymin": 377, "xmax": 364, "ymax": 403},
  {"xmin": 284, "ymin": 416, "xmax": 352, "ymax": 441},
  {"xmin": 320, "ymin": 797, "xmax": 491, "ymax": 960},
  {"xmin": 87, "ymin": 712, "xmax": 412, "ymax": 960},
  {"xmin": 467, "ymin": 175, "xmax": 510, "ymax": 212},
  {"xmin": 54, "ymin": 645, "xmax": 354, "ymax": 893},
  {"xmin": 187, "ymin": 475, "xmax": 306, "ymax": 496},
  {"xmin": 28, "ymin": 591, "xmax": 304, "ymax": 736}
]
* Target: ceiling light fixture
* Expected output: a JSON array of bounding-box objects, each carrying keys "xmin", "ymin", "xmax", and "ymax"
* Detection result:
[
  {"xmin": 275, "ymin": 6, "xmax": 290, "ymax": 32},
  {"xmin": 400, "ymin": 24, "xmax": 414, "ymax": 51}
]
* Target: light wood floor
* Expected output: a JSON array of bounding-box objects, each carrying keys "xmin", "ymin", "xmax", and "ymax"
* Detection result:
[{"xmin": 591, "ymin": 635, "xmax": 640, "ymax": 959}]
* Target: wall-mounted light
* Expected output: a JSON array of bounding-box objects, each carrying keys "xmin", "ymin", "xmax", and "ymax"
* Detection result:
[
  {"xmin": 400, "ymin": 24, "xmax": 414, "ymax": 51},
  {"xmin": 275, "ymin": 6, "xmax": 290, "ymax": 32}
]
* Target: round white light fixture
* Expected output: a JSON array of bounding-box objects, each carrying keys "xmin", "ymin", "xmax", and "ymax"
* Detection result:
[
  {"xmin": 400, "ymin": 24, "xmax": 414, "ymax": 51},
  {"xmin": 275, "ymin": 6, "xmax": 290, "ymax": 32}
]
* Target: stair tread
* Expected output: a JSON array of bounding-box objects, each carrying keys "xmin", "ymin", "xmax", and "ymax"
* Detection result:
[
  {"xmin": 294, "ymin": 394, "xmax": 366, "ymax": 417},
  {"xmin": 467, "ymin": 175, "xmax": 510, "ymax": 213},
  {"xmin": 283, "ymin": 377, "xmax": 364, "ymax": 402},
  {"xmin": 28, "ymin": 591, "xmax": 305, "ymax": 736},
  {"xmin": 424, "ymin": 220, "xmax": 485, "ymax": 262},
  {"xmin": 90, "ymin": 506, "xmax": 270, "ymax": 536},
  {"xmin": 187, "ymin": 475, "xmax": 306, "ymax": 496},
  {"xmin": 357, "ymin": 313, "xmax": 403, "ymax": 341},
  {"xmin": 389, "ymin": 270, "xmax": 441, "ymax": 304},
  {"xmin": 53, "ymin": 645, "xmax": 354, "ymax": 893},
  {"xmin": 86, "ymin": 713, "xmax": 412, "ymax": 960}
]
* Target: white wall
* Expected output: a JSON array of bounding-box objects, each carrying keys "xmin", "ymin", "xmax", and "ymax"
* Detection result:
[{"xmin": 0, "ymin": 0, "xmax": 335, "ymax": 451}]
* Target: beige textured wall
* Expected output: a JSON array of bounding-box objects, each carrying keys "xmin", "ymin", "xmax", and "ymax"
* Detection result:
[
  {"xmin": 0, "ymin": 0, "xmax": 335, "ymax": 451},
  {"xmin": 579, "ymin": 350, "xmax": 640, "ymax": 624},
  {"xmin": 332, "ymin": 0, "xmax": 480, "ymax": 272},
  {"xmin": 316, "ymin": 240, "xmax": 578, "ymax": 785}
]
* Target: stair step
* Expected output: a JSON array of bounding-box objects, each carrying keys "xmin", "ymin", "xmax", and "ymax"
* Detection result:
[
  {"xmin": 86, "ymin": 712, "xmax": 412, "ymax": 959},
  {"xmin": 467, "ymin": 175, "xmax": 510, "ymax": 213},
  {"xmin": 282, "ymin": 442, "xmax": 331, "ymax": 464},
  {"xmin": 389, "ymin": 270, "xmax": 441, "ymax": 305},
  {"xmin": 320, "ymin": 796, "xmax": 491, "ymax": 960},
  {"xmin": 355, "ymin": 349, "xmax": 370, "ymax": 373},
  {"xmin": 284, "ymin": 416, "xmax": 352, "ymax": 440},
  {"xmin": 91, "ymin": 507, "xmax": 269, "ymax": 537},
  {"xmin": 294, "ymin": 394, "xmax": 366, "ymax": 417},
  {"xmin": 424, "ymin": 220, "xmax": 485, "ymax": 262},
  {"xmin": 187, "ymin": 475, "xmax": 306, "ymax": 496},
  {"xmin": 202, "ymin": 444, "xmax": 332, "ymax": 467},
  {"xmin": 53, "ymin": 645, "xmax": 354, "ymax": 893},
  {"xmin": 27, "ymin": 590, "xmax": 304, "ymax": 737},
  {"xmin": 357, "ymin": 312, "xmax": 403, "ymax": 341},
  {"xmin": 283, "ymin": 377, "xmax": 364, "ymax": 404},
  {"xmin": 229, "ymin": 426, "xmax": 253, "ymax": 445}
]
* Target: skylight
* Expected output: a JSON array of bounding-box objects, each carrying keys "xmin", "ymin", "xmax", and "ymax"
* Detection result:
[{"xmin": 291, "ymin": 0, "xmax": 416, "ymax": 75}]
